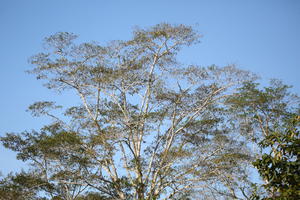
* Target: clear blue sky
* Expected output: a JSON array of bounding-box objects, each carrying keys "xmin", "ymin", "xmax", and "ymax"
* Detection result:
[{"xmin": 0, "ymin": 0, "xmax": 299, "ymax": 174}]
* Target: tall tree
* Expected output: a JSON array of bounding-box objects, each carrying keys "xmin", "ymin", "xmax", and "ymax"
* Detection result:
[{"xmin": 1, "ymin": 24, "xmax": 298, "ymax": 200}]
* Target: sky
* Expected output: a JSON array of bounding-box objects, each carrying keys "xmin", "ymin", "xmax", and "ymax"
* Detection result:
[{"xmin": 0, "ymin": 0, "xmax": 299, "ymax": 174}]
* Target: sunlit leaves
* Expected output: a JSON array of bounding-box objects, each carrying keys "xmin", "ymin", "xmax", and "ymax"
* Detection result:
[{"xmin": 253, "ymin": 116, "xmax": 300, "ymax": 199}]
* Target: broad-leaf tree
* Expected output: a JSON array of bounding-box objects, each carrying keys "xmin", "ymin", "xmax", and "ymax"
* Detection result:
[{"xmin": 252, "ymin": 115, "xmax": 300, "ymax": 199}]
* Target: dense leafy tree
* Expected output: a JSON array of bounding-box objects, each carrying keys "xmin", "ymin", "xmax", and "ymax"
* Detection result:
[
  {"xmin": 1, "ymin": 23, "xmax": 299, "ymax": 200},
  {"xmin": 252, "ymin": 115, "xmax": 300, "ymax": 199}
]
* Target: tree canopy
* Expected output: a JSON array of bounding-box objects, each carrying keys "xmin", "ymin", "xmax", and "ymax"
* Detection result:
[{"xmin": 1, "ymin": 23, "xmax": 299, "ymax": 200}]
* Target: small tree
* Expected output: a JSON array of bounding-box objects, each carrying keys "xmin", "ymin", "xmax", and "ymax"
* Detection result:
[{"xmin": 1, "ymin": 23, "xmax": 298, "ymax": 200}]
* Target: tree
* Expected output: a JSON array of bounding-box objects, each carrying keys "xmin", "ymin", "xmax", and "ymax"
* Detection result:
[
  {"xmin": 225, "ymin": 80, "xmax": 300, "ymax": 199},
  {"xmin": 0, "ymin": 23, "xmax": 298, "ymax": 200},
  {"xmin": 252, "ymin": 115, "xmax": 300, "ymax": 199}
]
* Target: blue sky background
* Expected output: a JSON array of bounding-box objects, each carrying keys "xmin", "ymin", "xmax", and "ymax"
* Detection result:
[{"xmin": 0, "ymin": 0, "xmax": 299, "ymax": 174}]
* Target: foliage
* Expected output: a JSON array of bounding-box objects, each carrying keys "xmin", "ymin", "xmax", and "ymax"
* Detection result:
[
  {"xmin": 0, "ymin": 23, "xmax": 299, "ymax": 200},
  {"xmin": 252, "ymin": 115, "xmax": 300, "ymax": 199},
  {"xmin": 0, "ymin": 171, "xmax": 48, "ymax": 200},
  {"xmin": 225, "ymin": 80, "xmax": 297, "ymax": 142},
  {"xmin": 225, "ymin": 80, "xmax": 299, "ymax": 199}
]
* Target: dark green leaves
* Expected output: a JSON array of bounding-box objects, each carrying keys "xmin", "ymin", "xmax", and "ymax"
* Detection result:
[{"xmin": 253, "ymin": 115, "xmax": 300, "ymax": 199}]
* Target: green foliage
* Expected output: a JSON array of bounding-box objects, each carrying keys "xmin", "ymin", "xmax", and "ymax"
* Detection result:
[
  {"xmin": 0, "ymin": 171, "xmax": 50, "ymax": 200},
  {"xmin": 253, "ymin": 115, "xmax": 300, "ymax": 199},
  {"xmin": 226, "ymin": 80, "xmax": 299, "ymax": 141}
]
